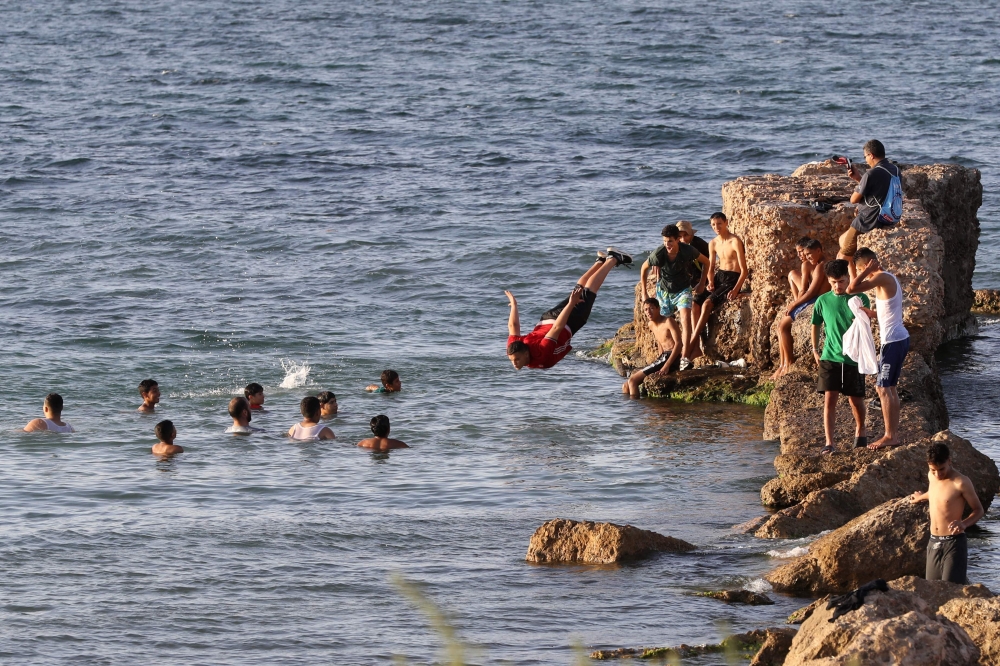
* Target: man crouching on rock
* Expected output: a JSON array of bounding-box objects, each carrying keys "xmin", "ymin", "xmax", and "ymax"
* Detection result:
[
  {"xmin": 911, "ymin": 442, "xmax": 984, "ymax": 584},
  {"xmin": 622, "ymin": 297, "xmax": 679, "ymax": 398}
]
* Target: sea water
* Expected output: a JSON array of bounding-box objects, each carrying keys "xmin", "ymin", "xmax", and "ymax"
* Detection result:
[{"xmin": 2, "ymin": 1, "xmax": 999, "ymax": 663}]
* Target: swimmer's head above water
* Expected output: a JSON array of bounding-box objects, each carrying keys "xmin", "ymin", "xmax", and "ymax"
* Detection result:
[
  {"xmin": 228, "ymin": 396, "xmax": 252, "ymax": 425},
  {"xmin": 317, "ymin": 391, "xmax": 338, "ymax": 417},
  {"xmin": 506, "ymin": 340, "xmax": 530, "ymax": 369},
  {"xmin": 381, "ymin": 369, "xmax": 401, "ymax": 392},
  {"xmin": 244, "ymin": 382, "xmax": 265, "ymax": 409},
  {"xmin": 138, "ymin": 378, "xmax": 160, "ymax": 412},
  {"xmin": 370, "ymin": 414, "xmax": 390, "ymax": 437},
  {"xmin": 300, "ymin": 396, "xmax": 322, "ymax": 423}
]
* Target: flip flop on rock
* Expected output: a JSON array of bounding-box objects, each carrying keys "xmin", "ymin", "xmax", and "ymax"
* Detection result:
[{"xmin": 821, "ymin": 445, "xmax": 834, "ymax": 455}]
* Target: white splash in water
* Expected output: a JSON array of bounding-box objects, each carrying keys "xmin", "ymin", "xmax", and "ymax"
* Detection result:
[
  {"xmin": 767, "ymin": 546, "xmax": 809, "ymax": 559},
  {"xmin": 743, "ymin": 578, "xmax": 773, "ymax": 593},
  {"xmin": 279, "ymin": 359, "xmax": 311, "ymax": 389}
]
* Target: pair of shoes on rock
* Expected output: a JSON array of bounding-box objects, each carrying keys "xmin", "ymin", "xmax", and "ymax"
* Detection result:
[{"xmin": 598, "ymin": 247, "xmax": 633, "ymax": 268}]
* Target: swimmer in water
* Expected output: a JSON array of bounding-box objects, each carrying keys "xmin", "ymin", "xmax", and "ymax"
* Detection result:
[
  {"xmin": 506, "ymin": 247, "xmax": 633, "ymax": 370},
  {"xmin": 138, "ymin": 378, "xmax": 160, "ymax": 413},
  {"xmin": 318, "ymin": 391, "xmax": 338, "ymax": 418},
  {"xmin": 24, "ymin": 393, "xmax": 75, "ymax": 433},
  {"xmin": 288, "ymin": 396, "xmax": 335, "ymax": 440},
  {"xmin": 244, "ymin": 383, "xmax": 265, "ymax": 411},
  {"xmin": 366, "ymin": 369, "xmax": 401, "ymax": 393},
  {"xmin": 151, "ymin": 420, "xmax": 184, "ymax": 456},
  {"xmin": 357, "ymin": 414, "xmax": 408, "ymax": 450},
  {"xmin": 225, "ymin": 396, "xmax": 262, "ymax": 435}
]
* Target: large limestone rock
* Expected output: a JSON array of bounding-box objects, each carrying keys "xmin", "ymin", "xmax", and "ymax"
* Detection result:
[
  {"xmin": 761, "ymin": 472, "xmax": 849, "ymax": 509},
  {"xmin": 763, "ymin": 345, "xmax": 948, "ymax": 454},
  {"xmin": 785, "ymin": 589, "xmax": 980, "ymax": 665},
  {"xmin": 756, "ymin": 431, "xmax": 998, "ymax": 539},
  {"xmin": 525, "ymin": 519, "xmax": 695, "ymax": 564},
  {"xmin": 888, "ymin": 575, "xmax": 994, "ymax": 611},
  {"xmin": 765, "ymin": 497, "xmax": 929, "ymax": 596},
  {"xmin": 939, "ymin": 597, "xmax": 1000, "ymax": 666}
]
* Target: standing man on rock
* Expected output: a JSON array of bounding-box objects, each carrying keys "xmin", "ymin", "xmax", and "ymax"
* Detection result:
[
  {"xmin": 910, "ymin": 442, "xmax": 984, "ymax": 584},
  {"xmin": 839, "ymin": 139, "xmax": 903, "ymax": 258},
  {"xmin": 848, "ymin": 248, "xmax": 910, "ymax": 449},
  {"xmin": 640, "ymin": 224, "xmax": 709, "ymax": 371},
  {"xmin": 676, "ymin": 220, "xmax": 710, "ymax": 359}
]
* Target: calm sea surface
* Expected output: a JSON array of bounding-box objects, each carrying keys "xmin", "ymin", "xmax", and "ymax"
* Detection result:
[{"xmin": 2, "ymin": 2, "xmax": 999, "ymax": 663}]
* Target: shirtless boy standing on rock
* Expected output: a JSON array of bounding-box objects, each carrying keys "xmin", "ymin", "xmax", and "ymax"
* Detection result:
[
  {"xmin": 689, "ymin": 212, "xmax": 748, "ymax": 355},
  {"xmin": 910, "ymin": 442, "xmax": 984, "ymax": 584},
  {"xmin": 622, "ymin": 297, "xmax": 678, "ymax": 398}
]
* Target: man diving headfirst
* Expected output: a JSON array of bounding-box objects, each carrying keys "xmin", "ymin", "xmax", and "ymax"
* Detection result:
[{"xmin": 506, "ymin": 248, "xmax": 632, "ymax": 370}]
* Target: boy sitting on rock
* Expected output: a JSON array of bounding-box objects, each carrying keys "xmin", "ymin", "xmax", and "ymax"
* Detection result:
[
  {"xmin": 772, "ymin": 238, "xmax": 830, "ymax": 379},
  {"xmin": 622, "ymin": 298, "xmax": 678, "ymax": 398},
  {"xmin": 811, "ymin": 259, "xmax": 870, "ymax": 454}
]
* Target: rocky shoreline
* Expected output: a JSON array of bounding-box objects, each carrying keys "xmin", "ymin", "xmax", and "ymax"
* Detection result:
[{"xmin": 569, "ymin": 159, "xmax": 1000, "ymax": 662}]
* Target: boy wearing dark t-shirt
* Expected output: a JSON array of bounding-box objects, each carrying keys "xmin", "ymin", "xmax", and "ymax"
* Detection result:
[
  {"xmin": 839, "ymin": 139, "xmax": 902, "ymax": 257},
  {"xmin": 506, "ymin": 248, "xmax": 632, "ymax": 370},
  {"xmin": 811, "ymin": 259, "xmax": 871, "ymax": 454},
  {"xmin": 640, "ymin": 224, "xmax": 709, "ymax": 371}
]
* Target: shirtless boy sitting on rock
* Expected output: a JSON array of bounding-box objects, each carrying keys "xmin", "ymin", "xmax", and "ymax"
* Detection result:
[
  {"xmin": 622, "ymin": 297, "xmax": 678, "ymax": 398},
  {"xmin": 772, "ymin": 238, "xmax": 830, "ymax": 379},
  {"xmin": 910, "ymin": 442, "xmax": 984, "ymax": 584}
]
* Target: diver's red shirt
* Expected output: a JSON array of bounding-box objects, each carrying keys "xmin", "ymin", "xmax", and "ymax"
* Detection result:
[
  {"xmin": 250, "ymin": 404, "xmax": 264, "ymax": 411},
  {"xmin": 508, "ymin": 324, "xmax": 573, "ymax": 369}
]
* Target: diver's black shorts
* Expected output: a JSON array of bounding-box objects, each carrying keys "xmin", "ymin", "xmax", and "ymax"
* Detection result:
[
  {"xmin": 926, "ymin": 533, "xmax": 968, "ymax": 584},
  {"xmin": 540, "ymin": 286, "xmax": 597, "ymax": 335}
]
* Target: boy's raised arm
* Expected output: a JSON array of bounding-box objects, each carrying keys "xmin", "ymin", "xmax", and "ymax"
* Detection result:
[
  {"xmin": 505, "ymin": 290, "xmax": 521, "ymax": 337},
  {"xmin": 544, "ymin": 287, "xmax": 584, "ymax": 342}
]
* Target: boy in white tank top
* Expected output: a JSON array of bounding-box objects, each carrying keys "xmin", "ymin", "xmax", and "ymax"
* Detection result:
[
  {"xmin": 23, "ymin": 393, "xmax": 75, "ymax": 433},
  {"xmin": 849, "ymin": 248, "xmax": 910, "ymax": 449}
]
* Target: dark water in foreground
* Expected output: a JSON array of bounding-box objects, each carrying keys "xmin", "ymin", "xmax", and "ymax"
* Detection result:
[{"xmin": 2, "ymin": 1, "xmax": 999, "ymax": 663}]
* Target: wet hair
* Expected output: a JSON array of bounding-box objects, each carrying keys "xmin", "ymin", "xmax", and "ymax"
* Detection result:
[
  {"xmin": 228, "ymin": 396, "xmax": 250, "ymax": 419},
  {"xmin": 507, "ymin": 340, "xmax": 529, "ymax": 356},
  {"xmin": 863, "ymin": 139, "xmax": 886, "ymax": 159},
  {"xmin": 710, "ymin": 212, "xmax": 727, "ymax": 222},
  {"xmin": 138, "ymin": 378, "xmax": 158, "ymax": 395},
  {"xmin": 643, "ymin": 297, "xmax": 660, "ymax": 307},
  {"xmin": 380, "ymin": 369, "xmax": 399, "ymax": 387},
  {"xmin": 801, "ymin": 239, "xmax": 822, "ymax": 251},
  {"xmin": 370, "ymin": 414, "xmax": 391, "ymax": 438},
  {"xmin": 661, "ymin": 224, "xmax": 680, "ymax": 239},
  {"xmin": 300, "ymin": 396, "xmax": 321, "ymax": 420},
  {"xmin": 928, "ymin": 442, "xmax": 951, "ymax": 465},
  {"xmin": 44, "ymin": 393, "xmax": 64, "ymax": 415},
  {"xmin": 317, "ymin": 391, "xmax": 337, "ymax": 405},
  {"xmin": 854, "ymin": 248, "xmax": 878, "ymax": 265},
  {"xmin": 244, "ymin": 382, "xmax": 264, "ymax": 399},
  {"xmin": 824, "ymin": 259, "xmax": 850, "ymax": 279},
  {"xmin": 154, "ymin": 420, "xmax": 175, "ymax": 442}
]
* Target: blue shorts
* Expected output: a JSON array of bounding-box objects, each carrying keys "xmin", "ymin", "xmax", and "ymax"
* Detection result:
[
  {"xmin": 656, "ymin": 285, "xmax": 693, "ymax": 317},
  {"xmin": 877, "ymin": 337, "xmax": 910, "ymax": 387},
  {"xmin": 790, "ymin": 299, "xmax": 816, "ymax": 321}
]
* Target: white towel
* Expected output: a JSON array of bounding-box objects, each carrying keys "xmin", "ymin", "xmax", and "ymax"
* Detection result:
[{"xmin": 843, "ymin": 296, "xmax": 878, "ymax": 375}]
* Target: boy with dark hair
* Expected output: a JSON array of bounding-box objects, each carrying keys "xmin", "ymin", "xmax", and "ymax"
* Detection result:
[
  {"xmin": 367, "ymin": 369, "xmax": 401, "ymax": 393},
  {"xmin": 138, "ymin": 379, "xmax": 160, "ymax": 414},
  {"xmin": 358, "ymin": 414, "xmax": 408, "ymax": 450},
  {"xmin": 811, "ymin": 259, "xmax": 870, "ymax": 454},
  {"xmin": 244, "ymin": 383, "xmax": 265, "ymax": 410},
  {"xmin": 690, "ymin": 213, "xmax": 748, "ymax": 355},
  {"xmin": 225, "ymin": 396, "xmax": 262, "ymax": 435},
  {"xmin": 622, "ymin": 297, "xmax": 678, "ymax": 398},
  {"xmin": 288, "ymin": 396, "xmax": 335, "ymax": 440},
  {"xmin": 23, "ymin": 393, "xmax": 74, "ymax": 433},
  {"xmin": 640, "ymin": 225, "xmax": 709, "ymax": 371},
  {"xmin": 152, "ymin": 420, "xmax": 184, "ymax": 456},
  {"xmin": 910, "ymin": 442, "xmax": 984, "ymax": 584},
  {"xmin": 840, "ymin": 139, "xmax": 902, "ymax": 257},
  {"xmin": 849, "ymin": 248, "xmax": 910, "ymax": 449},
  {"xmin": 676, "ymin": 220, "xmax": 711, "ymax": 358},
  {"xmin": 505, "ymin": 248, "xmax": 632, "ymax": 370},
  {"xmin": 318, "ymin": 391, "xmax": 338, "ymax": 418},
  {"xmin": 772, "ymin": 238, "xmax": 830, "ymax": 379}
]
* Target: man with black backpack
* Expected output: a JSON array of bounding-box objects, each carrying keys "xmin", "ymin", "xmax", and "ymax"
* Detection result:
[{"xmin": 838, "ymin": 139, "xmax": 903, "ymax": 258}]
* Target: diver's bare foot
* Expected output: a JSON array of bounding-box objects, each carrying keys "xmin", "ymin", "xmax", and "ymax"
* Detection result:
[
  {"xmin": 770, "ymin": 365, "xmax": 786, "ymax": 381},
  {"xmin": 868, "ymin": 436, "xmax": 899, "ymax": 450}
]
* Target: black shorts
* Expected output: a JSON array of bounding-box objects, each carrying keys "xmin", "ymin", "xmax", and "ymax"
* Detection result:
[
  {"xmin": 540, "ymin": 286, "xmax": 597, "ymax": 335},
  {"xmin": 926, "ymin": 533, "xmax": 968, "ymax": 584},
  {"xmin": 817, "ymin": 360, "xmax": 866, "ymax": 397},
  {"xmin": 640, "ymin": 350, "xmax": 675, "ymax": 376},
  {"xmin": 694, "ymin": 269, "xmax": 740, "ymax": 306}
]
